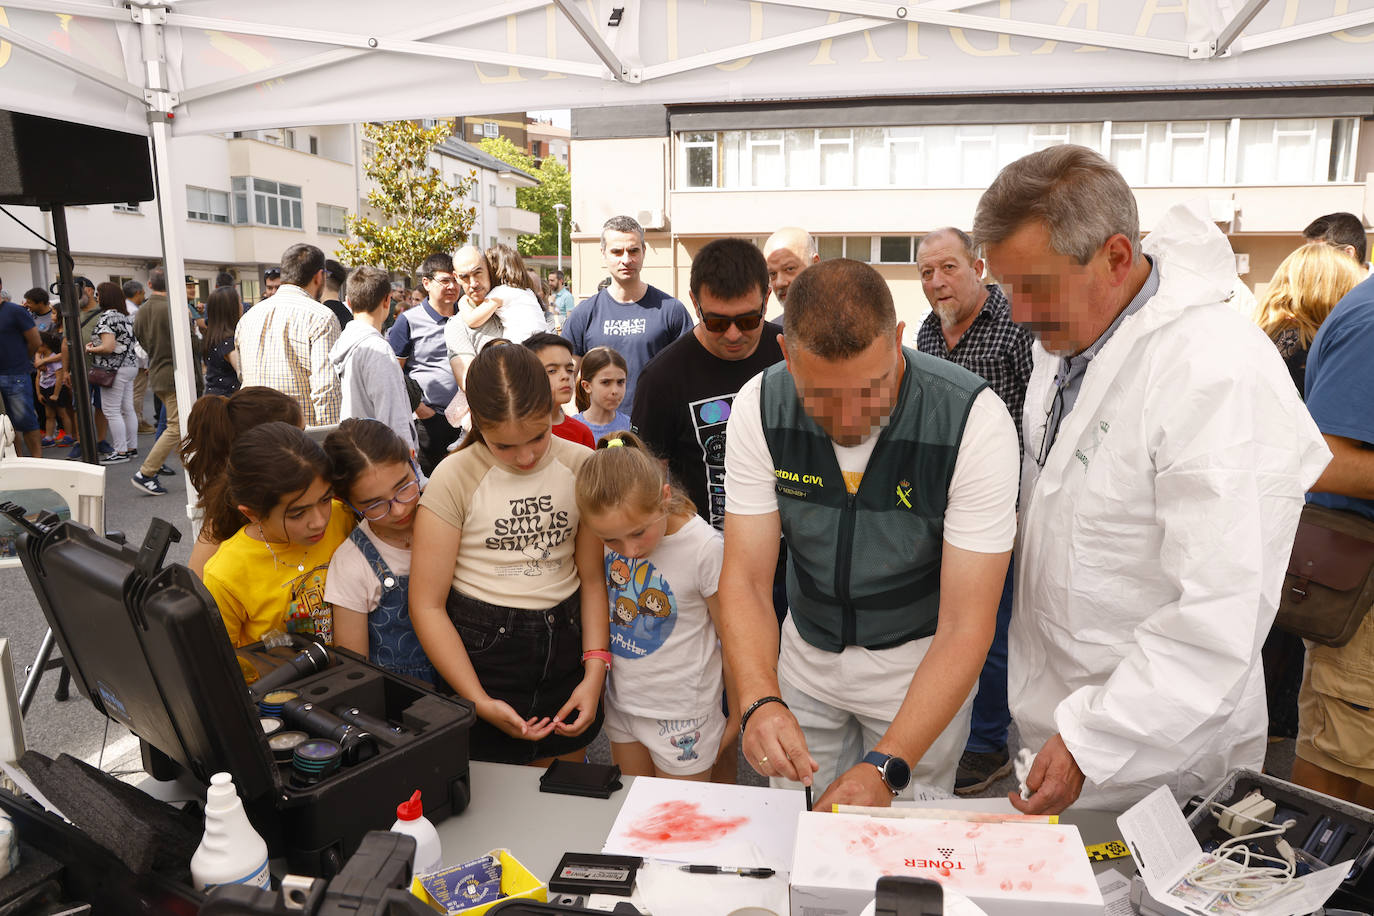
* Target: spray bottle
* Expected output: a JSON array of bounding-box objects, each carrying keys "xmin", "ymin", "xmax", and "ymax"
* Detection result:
[{"xmin": 191, "ymin": 772, "xmax": 271, "ymax": 891}]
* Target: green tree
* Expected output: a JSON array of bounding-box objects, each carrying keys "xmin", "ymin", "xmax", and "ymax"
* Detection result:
[
  {"xmin": 479, "ymin": 136, "xmax": 573, "ymax": 258},
  {"xmin": 337, "ymin": 121, "xmax": 477, "ymax": 277}
]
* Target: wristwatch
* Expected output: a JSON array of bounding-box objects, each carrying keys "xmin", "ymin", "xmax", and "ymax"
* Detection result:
[{"xmin": 862, "ymin": 751, "xmax": 912, "ymax": 797}]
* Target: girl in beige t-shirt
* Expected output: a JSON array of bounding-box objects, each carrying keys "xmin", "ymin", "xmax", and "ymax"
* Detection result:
[{"xmin": 410, "ymin": 344, "xmax": 610, "ymax": 765}]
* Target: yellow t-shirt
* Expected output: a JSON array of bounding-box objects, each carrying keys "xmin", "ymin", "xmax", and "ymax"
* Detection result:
[
  {"xmin": 203, "ymin": 500, "xmax": 356, "ymax": 648},
  {"xmin": 419, "ymin": 436, "xmax": 590, "ymax": 610}
]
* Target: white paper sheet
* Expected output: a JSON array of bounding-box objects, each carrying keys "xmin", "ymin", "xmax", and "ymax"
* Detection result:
[
  {"xmin": 1096, "ymin": 867, "xmax": 1135, "ymax": 916},
  {"xmin": 601, "ymin": 777, "xmax": 806, "ymax": 870}
]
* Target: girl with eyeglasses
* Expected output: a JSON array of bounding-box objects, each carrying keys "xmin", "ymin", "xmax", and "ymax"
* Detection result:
[{"xmin": 323, "ymin": 418, "xmax": 436, "ymax": 685}]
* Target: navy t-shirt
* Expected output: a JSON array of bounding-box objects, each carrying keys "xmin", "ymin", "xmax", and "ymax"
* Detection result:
[
  {"xmin": 1305, "ymin": 274, "xmax": 1374, "ymax": 521},
  {"xmin": 0, "ymin": 302, "xmax": 37, "ymax": 374},
  {"xmin": 561, "ymin": 286, "xmax": 693, "ymax": 409}
]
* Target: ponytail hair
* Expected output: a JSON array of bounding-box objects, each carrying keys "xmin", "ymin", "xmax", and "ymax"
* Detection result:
[
  {"xmin": 324, "ymin": 418, "xmax": 411, "ymax": 503},
  {"xmin": 574, "ymin": 346, "xmax": 628, "ymax": 412},
  {"xmin": 185, "ymin": 387, "xmax": 305, "ymax": 541},
  {"xmin": 575, "ymin": 430, "xmax": 696, "ymax": 520},
  {"xmin": 223, "ymin": 422, "xmax": 331, "ymax": 525},
  {"xmin": 459, "ymin": 343, "xmax": 554, "ymax": 451}
]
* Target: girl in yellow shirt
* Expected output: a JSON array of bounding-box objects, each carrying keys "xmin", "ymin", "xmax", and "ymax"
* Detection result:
[{"xmin": 202, "ymin": 422, "xmax": 355, "ymax": 647}]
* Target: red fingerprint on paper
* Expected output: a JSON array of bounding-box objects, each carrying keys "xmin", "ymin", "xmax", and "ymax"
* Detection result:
[{"xmin": 624, "ymin": 801, "xmax": 748, "ymax": 846}]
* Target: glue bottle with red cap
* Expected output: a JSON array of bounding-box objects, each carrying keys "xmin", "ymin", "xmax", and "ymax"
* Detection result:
[{"xmin": 390, "ymin": 789, "xmax": 442, "ymax": 879}]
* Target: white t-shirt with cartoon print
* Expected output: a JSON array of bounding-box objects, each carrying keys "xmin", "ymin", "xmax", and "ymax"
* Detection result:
[{"xmin": 604, "ymin": 514, "xmax": 724, "ymax": 721}]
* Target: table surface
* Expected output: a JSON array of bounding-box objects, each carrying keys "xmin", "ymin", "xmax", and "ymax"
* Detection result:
[{"xmin": 436, "ymin": 761, "xmax": 1134, "ymax": 883}]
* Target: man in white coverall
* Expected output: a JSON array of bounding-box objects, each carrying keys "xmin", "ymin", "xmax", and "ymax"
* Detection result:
[{"xmin": 974, "ymin": 145, "xmax": 1331, "ymax": 814}]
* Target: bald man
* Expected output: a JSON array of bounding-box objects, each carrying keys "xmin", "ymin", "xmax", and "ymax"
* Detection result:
[{"xmin": 763, "ymin": 227, "xmax": 820, "ymax": 308}]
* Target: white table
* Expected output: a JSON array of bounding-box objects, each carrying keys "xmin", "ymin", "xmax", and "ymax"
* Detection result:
[{"xmin": 434, "ymin": 761, "xmax": 1133, "ymax": 883}]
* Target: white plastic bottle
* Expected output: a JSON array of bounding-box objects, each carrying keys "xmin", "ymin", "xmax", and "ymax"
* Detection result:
[
  {"xmin": 191, "ymin": 772, "xmax": 271, "ymax": 892},
  {"xmin": 390, "ymin": 789, "xmax": 443, "ymax": 879}
]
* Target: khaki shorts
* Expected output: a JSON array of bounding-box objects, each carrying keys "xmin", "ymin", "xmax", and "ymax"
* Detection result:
[{"xmin": 1297, "ymin": 610, "xmax": 1374, "ymax": 787}]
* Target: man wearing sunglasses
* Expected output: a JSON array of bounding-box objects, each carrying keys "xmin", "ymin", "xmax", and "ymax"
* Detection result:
[
  {"xmin": 261, "ymin": 267, "xmax": 282, "ymax": 302},
  {"xmin": 719, "ymin": 258, "xmax": 1019, "ymax": 809},
  {"xmin": 561, "ymin": 215, "xmax": 692, "ymax": 410},
  {"xmin": 632, "ymin": 238, "xmax": 783, "ymax": 533}
]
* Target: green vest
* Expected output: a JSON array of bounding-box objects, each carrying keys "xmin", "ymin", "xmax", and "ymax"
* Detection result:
[{"xmin": 760, "ymin": 347, "xmax": 986, "ymax": 652}]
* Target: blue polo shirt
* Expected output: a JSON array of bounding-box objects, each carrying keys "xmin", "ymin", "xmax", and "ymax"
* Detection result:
[
  {"xmin": 387, "ymin": 299, "xmax": 456, "ymax": 409},
  {"xmin": 0, "ymin": 301, "xmax": 36, "ymax": 374},
  {"xmin": 1305, "ymin": 274, "xmax": 1374, "ymax": 522}
]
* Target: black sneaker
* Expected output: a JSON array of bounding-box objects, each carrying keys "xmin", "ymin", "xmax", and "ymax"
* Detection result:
[
  {"xmin": 100, "ymin": 451, "xmax": 130, "ymax": 465},
  {"xmin": 953, "ymin": 746, "xmax": 1013, "ymax": 797},
  {"xmin": 131, "ymin": 472, "xmax": 168, "ymax": 495},
  {"xmin": 154, "ymin": 464, "xmax": 177, "ymax": 476}
]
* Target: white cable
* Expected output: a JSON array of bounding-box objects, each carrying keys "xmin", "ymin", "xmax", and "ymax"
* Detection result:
[{"xmin": 1185, "ymin": 802, "xmax": 1301, "ymax": 910}]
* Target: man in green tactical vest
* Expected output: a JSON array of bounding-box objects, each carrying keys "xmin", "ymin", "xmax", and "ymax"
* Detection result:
[{"xmin": 718, "ymin": 258, "xmax": 1020, "ymax": 808}]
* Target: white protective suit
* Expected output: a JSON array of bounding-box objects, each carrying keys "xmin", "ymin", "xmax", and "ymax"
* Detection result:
[{"xmin": 1009, "ymin": 200, "xmax": 1331, "ymax": 812}]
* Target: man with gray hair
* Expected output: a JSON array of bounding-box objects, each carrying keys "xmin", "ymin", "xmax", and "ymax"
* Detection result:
[
  {"xmin": 975, "ymin": 144, "xmax": 1330, "ymax": 814},
  {"xmin": 762, "ymin": 227, "xmax": 819, "ymax": 308},
  {"xmin": 561, "ymin": 215, "xmax": 691, "ymax": 409}
]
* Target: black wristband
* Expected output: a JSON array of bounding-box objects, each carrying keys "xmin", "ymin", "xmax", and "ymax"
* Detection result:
[{"xmin": 739, "ymin": 695, "xmax": 789, "ymax": 740}]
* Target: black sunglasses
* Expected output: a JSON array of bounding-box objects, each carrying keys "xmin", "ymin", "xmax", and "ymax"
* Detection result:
[
  {"xmin": 263, "ymin": 268, "xmax": 282, "ymax": 279},
  {"xmin": 700, "ymin": 308, "xmax": 765, "ymax": 334}
]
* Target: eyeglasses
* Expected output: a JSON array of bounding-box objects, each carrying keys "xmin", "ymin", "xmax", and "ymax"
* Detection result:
[
  {"xmin": 699, "ymin": 308, "xmax": 765, "ymax": 334},
  {"xmin": 263, "ymin": 268, "xmax": 281, "ymax": 279},
  {"xmin": 1034, "ymin": 377, "xmax": 1067, "ymax": 469},
  {"xmin": 350, "ymin": 465, "xmax": 422, "ymax": 521}
]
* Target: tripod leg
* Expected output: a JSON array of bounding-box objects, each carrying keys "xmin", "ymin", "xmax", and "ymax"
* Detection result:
[
  {"xmin": 54, "ymin": 664, "xmax": 70, "ymax": 702},
  {"xmin": 19, "ymin": 629, "xmax": 57, "ymax": 716}
]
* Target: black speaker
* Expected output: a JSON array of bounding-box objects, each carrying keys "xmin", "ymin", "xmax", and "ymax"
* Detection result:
[{"xmin": 0, "ymin": 110, "xmax": 154, "ymax": 207}]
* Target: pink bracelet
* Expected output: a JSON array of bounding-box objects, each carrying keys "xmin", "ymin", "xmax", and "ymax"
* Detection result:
[{"xmin": 581, "ymin": 649, "xmax": 612, "ymax": 670}]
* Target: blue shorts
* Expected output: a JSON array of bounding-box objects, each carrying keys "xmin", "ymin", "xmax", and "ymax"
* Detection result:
[{"xmin": 0, "ymin": 372, "xmax": 39, "ymax": 432}]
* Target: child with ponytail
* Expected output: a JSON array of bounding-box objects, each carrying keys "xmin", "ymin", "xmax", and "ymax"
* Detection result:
[
  {"xmin": 323, "ymin": 418, "xmax": 436, "ymax": 684},
  {"xmin": 409, "ymin": 344, "xmax": 609, "ymax": 765},
  {"xmin": 575, "ymin": 432, "xmax": 735, "ymax": 780}
]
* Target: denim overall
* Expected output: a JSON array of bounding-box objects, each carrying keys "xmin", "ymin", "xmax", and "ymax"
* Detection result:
[{"xmin": 350, "ymin": 527, "xmax": 437, "ymax": 686}]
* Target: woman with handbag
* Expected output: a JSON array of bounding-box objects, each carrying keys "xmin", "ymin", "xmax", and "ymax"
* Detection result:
[{"xmin": 85, "ymin": 281, "xmax": 140, "ymax": 464}]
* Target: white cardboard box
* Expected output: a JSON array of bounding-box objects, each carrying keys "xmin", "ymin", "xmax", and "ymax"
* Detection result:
[{"xmin": 789, "ymin": 811, "xmax": 1103, "ymax": 916}]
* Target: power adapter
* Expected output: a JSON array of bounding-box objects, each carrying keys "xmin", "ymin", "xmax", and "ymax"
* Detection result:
[{"xmin": 1218, "ymin": 791, "xmax": 1277, "ymax": 837}]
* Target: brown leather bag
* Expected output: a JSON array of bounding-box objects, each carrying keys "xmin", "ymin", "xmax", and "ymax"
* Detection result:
[{"xmin": 1276, "ymin": 504, "xmax": 1374, "ymax": 646}]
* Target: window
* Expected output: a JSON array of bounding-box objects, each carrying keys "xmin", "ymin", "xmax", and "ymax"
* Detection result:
[
  {"xmin": 490, "ymin": 184, "xmax": 497, "ymax": 206},
  {"xmin": 283, "ymin": 129, "xmax": 296, "ymax": 150},
  {"xmin": 112, "ymin": 202, "xmax": 141, "ymax": 214},
  {"xmin": 187, "ymin": 186, "xmax": 230, "ymax": 224},
  {"xmin": 309, "ymin": 135, "xmax": 319, "ymax": 155},
  {"xmin": 317, "ymin": 204, "xmax": 348, "ymax": 236},
  {"xmin": 955, "ymin": 127, "xmax": 996, "ymax": 186},
  {"xmin": 231, "ymin": 177, "xmax": 303, "ymax": 229},
  {"xmin": 817, "ymin": 236, "xmax": 873, "ymax": 261},
  {"xmin": 682, "ymin": 132, "xmax": 716, "ymax": 188},
  {"xmin": 877, "ymin": 236, "xmax": 916, "ymax": 263},
  {"xmin": 817, "ymin": 128, "xmax": 854, "ymax": 187},
  {"xmin": 241, "ymin": 279, "xmax": 260, "ymax": 303},
  {"xmin": 489, "ymin": 235, "xmax": 498, "ymax": 249},
  {"xmin": 483, "ymin": 122, "xmax": 499, "ymax": 138},
  {"xmin": 746, "ymin": 130, "xmax": 784, "ymax": 188}
]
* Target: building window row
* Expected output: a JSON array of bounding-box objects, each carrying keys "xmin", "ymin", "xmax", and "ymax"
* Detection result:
[
  {"xmin": 232, "ymin": 177, "xmax": 303, "ymax": 230},
  {"xmin": 679, "ymin": 117, "xmax": 1360, "ymax": 191},
  {"xmin": 317, "ymin": 204, "xmax": 349, "ymax": 236},
  {"xmin": 187, "ymin": 186, "xmax": 230, "ymax": 224}
]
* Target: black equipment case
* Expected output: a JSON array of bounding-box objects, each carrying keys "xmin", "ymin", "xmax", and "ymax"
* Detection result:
[{"xmin": 16, "ymin": 515, "xmax": 475, "ymax": 876}]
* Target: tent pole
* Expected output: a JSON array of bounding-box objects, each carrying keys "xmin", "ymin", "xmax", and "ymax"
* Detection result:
[
  {"xmin": 49, "ymin": 206, "xmax": 100, "ymax": 464},
  {"xmin": 135, "ymin": 2, "xmax": 200, "ymax": 520}
]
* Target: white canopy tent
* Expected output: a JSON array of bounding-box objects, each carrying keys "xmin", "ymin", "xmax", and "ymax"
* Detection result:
[{"xmin": 2, "ymin": 0, "xmax": 1372, "ymax": 515}]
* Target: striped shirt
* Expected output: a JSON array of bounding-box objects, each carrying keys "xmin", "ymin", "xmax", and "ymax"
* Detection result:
[{"xmin": 236, "ymin": 283, "xmax": 341, "ymax": 425}]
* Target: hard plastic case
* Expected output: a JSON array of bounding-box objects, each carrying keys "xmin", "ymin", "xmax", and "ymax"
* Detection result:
[{"xmin": 16, "ymin": 516, "xmax": 475, "ymax": 876}]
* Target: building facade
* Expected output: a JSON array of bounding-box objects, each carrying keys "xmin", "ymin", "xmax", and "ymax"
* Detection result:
[
  {"xmin": 0, "ymin": 124, "xmax": 539, "ymax": 304},
  {"xmin": 567, "ymin": 88, "xmax": 1373, "ymax": 327}
]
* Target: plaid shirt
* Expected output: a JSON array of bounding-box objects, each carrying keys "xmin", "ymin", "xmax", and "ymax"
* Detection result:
[
  {"xmin": 236, "ymin": 284, "xmax": 341, "ymax": 426},
  {"xmin": 916, "ymin": 284, "xmax": 1034, "ymax": 458}
]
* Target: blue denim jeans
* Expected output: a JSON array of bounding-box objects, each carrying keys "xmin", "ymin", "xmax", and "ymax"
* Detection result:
[
  {"xmin": 966, "ymin": 555, "xmax": 1015, "ymax": 754},
  {"xmin": 0, "ymin": 372, "xmax": 39, "ymax": 432}
]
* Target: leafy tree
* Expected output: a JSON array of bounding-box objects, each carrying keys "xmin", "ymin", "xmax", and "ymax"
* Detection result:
[
  {"xmin": 336, "ymin": 121, "xmax": 477, "ymax": 277},
  {"xmin": 478, "ymin": 136, "xmax": 573, "ymax": 258}
]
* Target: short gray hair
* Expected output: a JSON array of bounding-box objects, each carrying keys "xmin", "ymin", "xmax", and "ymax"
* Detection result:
[
  {"xmin": 918, "ymin": 228, "xmax": 977, "ymax": 265},
  {"xmin": 600, "ymin": 215, "xmax": 645, "ymax": 249},
  {"xmin": 972, "ymin": 145, "xmax": 1140, "ymax": 265},
  {"xmin": 122, "ymin": 279, "xmax": 144, "ymax": 299}
]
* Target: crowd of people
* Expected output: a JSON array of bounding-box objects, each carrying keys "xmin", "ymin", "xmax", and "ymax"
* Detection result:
[{"xmin": 3, "ymin": 144, "xmax": 1372, "ymax": 813}]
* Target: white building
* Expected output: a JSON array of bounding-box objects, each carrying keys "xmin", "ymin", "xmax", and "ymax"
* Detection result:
[
  {"xmin": 0, "ymin": 124, "xmax": 540, "ymax": 303},
  {"xmin": 568, "ymin": 88, "xmax": 1374, "ymax": 326}
]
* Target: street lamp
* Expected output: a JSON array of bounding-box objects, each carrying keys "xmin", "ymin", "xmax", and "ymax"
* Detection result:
[{"xmin": 553, "ymin": 202, "xmax": 567, "ymax": 274}]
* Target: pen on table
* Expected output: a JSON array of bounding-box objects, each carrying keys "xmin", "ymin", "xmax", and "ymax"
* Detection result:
[
  {"xmin": 805, "ymin": 783, "xmax": 812, "ymax": 812},
  {"xmin": 679, "ymin": 865, "xmax": 776, "ymax": 878}
]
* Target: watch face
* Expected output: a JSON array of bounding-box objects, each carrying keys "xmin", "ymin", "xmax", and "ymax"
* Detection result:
[{"xmin": 885, "ymin": 755, "xmax": 912, "ymax": 790}]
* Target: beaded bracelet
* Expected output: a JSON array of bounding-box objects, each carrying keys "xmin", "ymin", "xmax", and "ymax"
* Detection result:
[{"xmin": 739, "ymin": 695, "xmax": 789, "ymax": 740}]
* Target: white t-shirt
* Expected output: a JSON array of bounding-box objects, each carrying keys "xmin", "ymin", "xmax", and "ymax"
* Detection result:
[
  {"xmin": 324, "ymin": 520, "xmax": 412, "ymax": 615},
  {"xmin": 723, "ymin": 369, "xmax": 1019, "ymax": 715},
  {"xmin": 488, "ymin": 284, "xmax": 549, "ymax": 346},
  {"xmin": 605, "ymin": 515, "xmax": 725, "ymax": 721}
]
